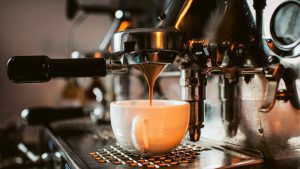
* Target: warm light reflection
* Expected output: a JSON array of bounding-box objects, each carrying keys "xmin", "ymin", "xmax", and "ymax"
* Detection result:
[
  {"xmin": 155, "ymin": 32, "xmax": 163, "ymax": 48},
  {"xmin": 230, "ymin": 43, "xmax": 235, "ymax": 51},
  {"xmin": 267, "ymin": 41, "xmax": 275, "ymax": 50},
  {"xmin": 175, "ymin": 0, "xmax": 193, "ymax": 29},
  {"xmin": 188, "ymin": 39, "xmax": 209, "ymax": 48},
  {"xmin": 94, "ymin": 51, "xmax": 102, "ymax": 58},
  {"xmin": 272, "ymin": 64, "xmax": 281, "ymax": 77},
  {"xmin": 117, "ymin": 21, "xmax": 131, "ymax": 32},
  {"xmin": 108, "ymin": 45, "xmax": 112, "ymax": 53},
  {"xmin": 273, "ymin": 119, "xmax": 282, "ymax": 131},
  {"xmin": 152, "ymin": 52, "xmax": 159, "ymax": 62},
  {"xmin": 231, "ymin": 156, "xmax": 241, "ymax": 164}
]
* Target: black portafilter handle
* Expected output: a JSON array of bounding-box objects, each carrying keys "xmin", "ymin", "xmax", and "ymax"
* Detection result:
[
  {"xmin": 21, "ymin": 107, "xmax": 88, "ymax": 125},
  {"xmin": 7, "ymin": 55, "xmax": 107, "ymax": 83}
]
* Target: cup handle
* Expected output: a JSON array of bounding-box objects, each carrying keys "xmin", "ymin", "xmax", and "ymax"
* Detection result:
[{"xmin": 131, "ymin": 114, "xmax": 149, "ymax": 153}]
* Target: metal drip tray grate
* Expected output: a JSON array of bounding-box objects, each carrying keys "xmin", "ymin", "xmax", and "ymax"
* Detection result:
[
  {"xmin": 89, "ymin": 143, "xmax": 211, "ymax": 168},
  {"xmin": 49, "ymin": 120, "xmax": 263, "ymax": 168}
]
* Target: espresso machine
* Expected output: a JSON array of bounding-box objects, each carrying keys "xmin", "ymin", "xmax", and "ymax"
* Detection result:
[{"xmin": 5, "ymin": 0, "xmax": 300, "ymax": 168}]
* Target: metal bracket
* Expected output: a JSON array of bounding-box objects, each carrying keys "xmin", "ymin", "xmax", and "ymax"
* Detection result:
[{"xmin": 260, "ymin": 64, "xmax": 285, "ymax": 112}]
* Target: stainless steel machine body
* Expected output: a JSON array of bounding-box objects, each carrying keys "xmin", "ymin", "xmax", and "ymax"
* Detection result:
[{"xmin": 111, "ymin": 0, "xmax": 300, "ymax": 163}]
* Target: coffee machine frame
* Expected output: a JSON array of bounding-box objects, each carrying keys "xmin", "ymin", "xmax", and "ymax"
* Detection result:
[{"xmin": 111, "ymin": 0, "xmax": 300, "ymax": 162}]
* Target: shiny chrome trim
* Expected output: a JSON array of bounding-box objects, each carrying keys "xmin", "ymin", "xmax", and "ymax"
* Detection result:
[
  {"xmin": 263, "ymin": 0, "xmax": 300, "ymax": 57},
  {"xmin": 111, "ymin": 27, "xmax": 184, "ymax": 54}
]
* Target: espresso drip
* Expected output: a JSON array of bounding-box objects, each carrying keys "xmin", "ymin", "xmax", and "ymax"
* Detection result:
[{"xmin": 133, "ymin": 63, "xmax": 167, "ymax": 106}]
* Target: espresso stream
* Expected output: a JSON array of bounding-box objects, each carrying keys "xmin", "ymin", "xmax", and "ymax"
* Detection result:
[{"xmin": 133, "ymin": 63, "xmax": 167, "ymax": 106}]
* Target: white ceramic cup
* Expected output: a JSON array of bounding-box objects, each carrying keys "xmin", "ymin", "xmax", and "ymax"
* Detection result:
[{"xmin": 110, "ymin": 100, "xmax": 190, "ymax": 155}]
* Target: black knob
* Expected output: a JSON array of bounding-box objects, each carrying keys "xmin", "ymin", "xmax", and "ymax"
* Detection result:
[{"xmin": 7, "ymin": 55, "xmax": 107, "ymax": 83}]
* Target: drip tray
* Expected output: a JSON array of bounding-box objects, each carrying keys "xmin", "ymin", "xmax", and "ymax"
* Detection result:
[
  {"xmin": 46, "ymin": 119, "xmax": 264, "ymax": 168},
  {"xmin": 89, "ymin": 142, "xmax": 264, "ymax": 168}
]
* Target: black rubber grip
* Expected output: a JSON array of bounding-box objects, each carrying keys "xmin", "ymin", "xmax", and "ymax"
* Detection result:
[
  {"xmin": 7, "ymin": 56, "xmax": 107, "ymax": 83},
  {"xmin": 21, "ymin": 107, "xmax": 88, "ymax": 125},
  {"xmin": 7, "ymin": 56, "xmax": 51, "ymax": 83}
]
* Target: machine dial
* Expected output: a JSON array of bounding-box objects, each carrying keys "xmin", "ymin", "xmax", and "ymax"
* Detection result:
[
  {"xmin": 271, "ymin": 2, "xmax": 300, "ymax": 47},
  {"xmin": 263, "ymin": 0, "xmax": 300, "ymax": 58}
]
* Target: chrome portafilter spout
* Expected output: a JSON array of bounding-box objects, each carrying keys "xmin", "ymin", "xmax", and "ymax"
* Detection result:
[{"xmin": 111, "ymin": 27, "xmax": 184, "ymax": 65}]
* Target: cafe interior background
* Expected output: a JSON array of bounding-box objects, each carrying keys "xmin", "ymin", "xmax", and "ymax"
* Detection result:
[{"xmin": 0, "ymin": 0, "xmax": 113, "ymax": 156}]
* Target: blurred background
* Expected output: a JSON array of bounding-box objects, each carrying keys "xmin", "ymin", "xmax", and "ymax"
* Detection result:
[
  {"xmin": 0, "ymin": 0, "xmax": 112, "ymax": 124},
  {"xmin": 0, "ymin": 1, "xmax": 114, "ymax": 167}
]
